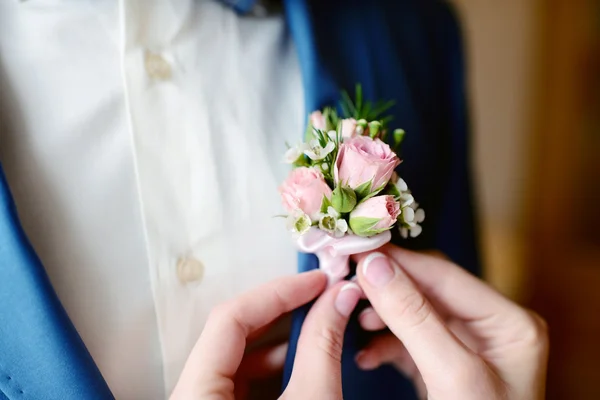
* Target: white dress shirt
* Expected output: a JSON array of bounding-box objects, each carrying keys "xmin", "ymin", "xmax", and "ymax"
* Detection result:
[{"xmin": 0, "ymin": 0, "xmax": 302, "ymax": 398}]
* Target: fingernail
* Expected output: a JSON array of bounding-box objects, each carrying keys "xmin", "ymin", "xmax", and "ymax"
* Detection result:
[
  {"xmin": 358, "ymin": 308, "xmax": 375, "ymax": 330},
  {"xmin": 335, "ymin": 282, "xmax": 362, "ymax": 317},
  {"xmin": 355, "ymin": 351, "xmax": 379, "ymax": 370},
  {"xmin": 358, "ymin": 307, "xmax": 373, "ymax": 321},
  {"xmin": 362, "ymin": 252, "xmax": 394, "ymax": 288}
]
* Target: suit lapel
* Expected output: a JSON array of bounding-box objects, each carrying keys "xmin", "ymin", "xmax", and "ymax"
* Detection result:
[{"xmin": 0, "ymin": 165, "xmax": 113, "ymax": 400}]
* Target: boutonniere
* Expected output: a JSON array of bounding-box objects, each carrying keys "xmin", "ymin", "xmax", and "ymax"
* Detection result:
[{"xmin": 278, "ymin": 85, "xmax": 425, "ymax": 284}]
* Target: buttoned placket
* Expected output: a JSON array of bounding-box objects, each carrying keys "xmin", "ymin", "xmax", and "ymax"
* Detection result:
[{"xmin": 118, "ymin": 0, "xmax": 225, "ymax": 393}]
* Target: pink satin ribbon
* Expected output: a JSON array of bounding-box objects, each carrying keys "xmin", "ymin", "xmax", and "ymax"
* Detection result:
[{"xmin": 296, "ymin": 228, "xmax": 392, "ymax": 285}]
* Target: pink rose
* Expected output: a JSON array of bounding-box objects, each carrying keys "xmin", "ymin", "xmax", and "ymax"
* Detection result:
[
  {"xmin": 310, "ymin": 111, "xmax": 327, "ymax": 131},
  {"xmin": 340, "ymin": 118, "xmax": 357, "ymax": 139},
  {"xmin": 279, "ymin": 167, "xmax": 332, "ymax": 220},
  {"xmin": 334, "ymin": 135, "xmax": 400, "ymax": 192},
  {"xmin": 349, "ymin": 195, "xmax": 400, "ymax": 236}
]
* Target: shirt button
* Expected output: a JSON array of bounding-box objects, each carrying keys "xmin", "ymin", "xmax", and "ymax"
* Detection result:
[
  {"xmin": 176, "ymin": 257, "xmax": 204, "ymax": 284},
  {"xmin": 144, "ymin": 51, "xmax": 172, "ymax": 81}
]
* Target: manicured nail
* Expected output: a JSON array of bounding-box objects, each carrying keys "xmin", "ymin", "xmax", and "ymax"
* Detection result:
[
  {"xmin": 359, "ymin": 306, "xmax": 372, "ymax": 317},
  {"xmin": 358, "ymin": 308, "xmax": 374, "ymax": 329},
  {"xmin": 335, "ymin": 282, "xmax": 362, "ymax": 317},
  {"xmin": 362, "ymin": 252, "xmax": 394, "ymax": 288},
  {"xmin": 355, "ymin": 350, "xmax": 379, "ymax": 370}
]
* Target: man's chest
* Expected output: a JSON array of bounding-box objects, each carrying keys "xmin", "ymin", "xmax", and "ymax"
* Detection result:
[{"xmin": 0, "ymin": 1, "xmax": 303, "ymax": 397}]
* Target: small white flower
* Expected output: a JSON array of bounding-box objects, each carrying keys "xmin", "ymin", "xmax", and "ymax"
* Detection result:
[
  {"xmin": 327, "ymin": 130, "xmax": 338, "ymax": 140},
  {"xmin": 304, "ymin": 139, "xmax": 336, "ymax": 161},
  {"xmin": 399, "ymin": 192, "xmax": 414, "ymax": 208},
  {"xmin": 318, "ymin": 206, "xmax": 348, "ymax": 238},
  {"xmin": 409, "ymin": 224, "xmax": 422, "ymax": 238},
  {"xmin": 335, "ymin": 219, "xmax": 349, "ymax": 237},
  {"xmin": 284, "ymin": 143, "xmax": 309, "ymax": 163},
  {"xmin": 355, "ymin": 125, "xmax": 364, "ymax": 135},
  {"xmin": 396, "ymin": 178, "xmax": 408, "ymax": 192},
  {"xmin": 286, "ymin": 209, "xmax": 312, "ymax": 235},
  {"xmin": 321, "ymin": 163, "xmax": 329, "ymax": 171},
  {"xmin": 414, "ymin": 208, "xmax": 425, "ymax": 223},
  {"xmin": 394, "ymin": 177, "xmax": 415, "ymax": 207},
  {"xmin": 401, "ymin": 206, "xmax": 415, "ymax": 223},
  {"xmin": 398, "ymin": 201, "xmax": 425, "ymax": 238},
  {"xmin": 409, "ymin": 202, "xmax": 424, "ymax": 219},
  {"xmin": 399, "ymin": 223, "xmax": 423, "ymax": 239}
]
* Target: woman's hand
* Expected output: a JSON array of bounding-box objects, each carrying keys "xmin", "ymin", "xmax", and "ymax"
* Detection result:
[
  {"xmin": 353, "ymin": 246, "xmax": 549, "ymax": 400},
  {"xmin": 170, "ymin": 270, "xmax": 363, "ymax": 399}
]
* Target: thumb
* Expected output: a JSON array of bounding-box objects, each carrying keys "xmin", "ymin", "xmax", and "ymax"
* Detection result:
[{"xmin": 283, "ymin": 281, "xmax": 362, "ymax": 398}]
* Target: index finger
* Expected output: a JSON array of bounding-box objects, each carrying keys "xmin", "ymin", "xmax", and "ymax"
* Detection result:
[
  {"xmin": 355, "ymin": 252, "xmax": 479, "ymax": 383},
  {"xmin": 186, "ymin": 270, "xmax": 327, "ymax": 379}
]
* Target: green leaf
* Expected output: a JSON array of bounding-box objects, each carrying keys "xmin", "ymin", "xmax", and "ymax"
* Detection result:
[
  {"xmin": 380, "ymin": 115, "xmax": 394, "ymax": 128},
  {"xmin": 341, "ymin": 90, "xmax": 357, "ymax": 118},
  {"xmin": 311, "ymin": 128, "xmax": 326, "ymax": 147},
  {"xmin": 320, "ymin": 195, "xmax": 333, "ymax": 214},
  {"xmin": 324, "ymin": 107, "xmax": 340, "ymax": 130},
  {"xmin": 385, "ymin": 183, "xmax": 401, "ymax": 199},
  {"xmin": 348, "ymin": 217, "xmax": 382, "ymax": 237},
  {"xmin": 362, "ymin": 102, "xmax": 372, "ymax": 120},
  {"xmin": 304, "ymin": 121, "xmax": 314, "ymax": 142},
  {"xmin": 322, "ymin": 107, "xmax": 335, "ymax": 131},
  {"xmin": 331, "ymin": 186, "xmax": 357, "ymax": 213},
  {"xmin": 337, "ymin": 84, "xmax": 397, "ymax": 123},
  {"xmin": 339, "ymin": 102, "xmax": 351, "ymax": 120},
  {"xmin": 360, "ymin": 183, "xmax": 387, "ymax": 202},
  {"xmin": 370, "ymin": 100, "xmax": 395, "ymax": 119},
  {"xmin": 355, "ymin": 83, "xmax": 363, "ymax": 115},
  {"xmin": 292, "ymin": 155, "xmax": 311, "ymax": 168},
  {"xmin": 354, "ymin": 181, "xmax": 372, "ymax": 200}
]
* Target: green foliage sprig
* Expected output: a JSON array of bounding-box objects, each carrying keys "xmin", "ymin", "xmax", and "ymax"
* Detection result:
[{"xmin": 340, "ymin": 84, "xmax": 395, "ymax": 127}]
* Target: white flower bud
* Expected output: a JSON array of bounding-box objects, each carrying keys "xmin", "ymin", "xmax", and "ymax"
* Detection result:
[
  {"xmin": 402, "ymin": 207, "xmax": 415, "ymax": 223},
  {"xmin": 414, "ymin": 208, "xmax": 425, "ymax": 223},
  {"xmin": 397, "ymin": 178, "xmax": 408, "ymax": 192},
  {"xmin": 409, "ymin": 224, "xmax": 422, "ymax": 238},
  {"xmin": 400, "ymin": 227, "xmax": 409, "ymax": 239}
]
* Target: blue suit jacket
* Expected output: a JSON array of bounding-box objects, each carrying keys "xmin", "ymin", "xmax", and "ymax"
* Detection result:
[{"xmin": 0, "ymin": 0, "xmax": 480, "ymax": 398}]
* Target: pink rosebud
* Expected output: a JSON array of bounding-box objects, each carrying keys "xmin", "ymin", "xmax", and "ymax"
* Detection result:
[
  {"xmin": 340, "ymin": 118, "xmax": 357, "ymax": 139},
  {"xmin": 334, "ymin": 135, "xmax": 400, "ymax": 193},
  {"xmin": 349, "ymin": 195, "xmax": 400, "ymax": 237},
  {"xmin": 310, "ymin": 111, "xmax": 327, "ymax": 131},
  {"xmin": 279, "ymin": 167, "xmax": 332, "ymax": 220}
]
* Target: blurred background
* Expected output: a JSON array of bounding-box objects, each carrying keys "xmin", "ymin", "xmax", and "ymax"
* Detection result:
[{"xmin": 451, "ymin": 0, "xmax": 600, "ymax": 398}]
